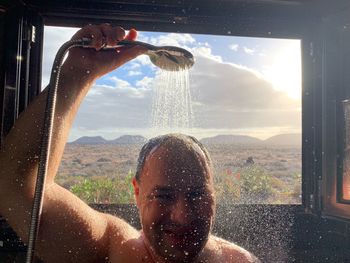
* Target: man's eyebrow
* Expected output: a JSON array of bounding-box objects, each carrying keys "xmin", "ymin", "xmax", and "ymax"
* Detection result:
[
  {"xmin": 188, "ymin": 185, "xmax": 207, "ymax": 191},
  {"xmin": 152, "ymin": 186, "xmax": 174, "ymax": 192}
]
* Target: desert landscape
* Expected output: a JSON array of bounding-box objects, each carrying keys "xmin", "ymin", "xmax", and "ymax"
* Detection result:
[{"xmin": 56, "ymin": 134, "xmax": 301, "ymax": 205}]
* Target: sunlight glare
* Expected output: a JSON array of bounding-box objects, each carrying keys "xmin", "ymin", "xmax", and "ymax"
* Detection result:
[{"xmin": 263, "ymin": 41, "xmax": 301, "ymax": 100}]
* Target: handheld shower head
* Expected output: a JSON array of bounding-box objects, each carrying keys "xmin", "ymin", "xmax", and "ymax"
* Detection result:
[
  {"xmin": 81, "ymin": 38, "xmax": 195, "ymax": 71},
  {"xmin": 145, "ymin": 45, "xmax": 194, "ymax": 71}
]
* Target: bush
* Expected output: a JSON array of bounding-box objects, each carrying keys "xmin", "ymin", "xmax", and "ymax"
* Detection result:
[
  {"xmin": 70, "ymin": 170, "xmax": 135, "ymax": 204},
  {"xmin": 239, "ymin": 165, "xmax": 273, "ymax": 202},
  {"xmin": 215, "ymin": 165, "xmax": 273, "ymax": 204}
]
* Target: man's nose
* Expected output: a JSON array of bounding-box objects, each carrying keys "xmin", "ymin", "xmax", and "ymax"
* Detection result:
[{"xmin": 170, "ymin": 196, "xmax": 193, "ymax": 225}]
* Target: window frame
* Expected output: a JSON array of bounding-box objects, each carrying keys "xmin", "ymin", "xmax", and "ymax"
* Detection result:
[{"xmin": 319, "ymin": 7, "xmax": 350, "ymax": 219}]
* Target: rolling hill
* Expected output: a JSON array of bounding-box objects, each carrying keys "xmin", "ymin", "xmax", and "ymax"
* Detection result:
[{"xmin": 71, "ymin": 135, "xmax": 147, "ymax": 145}]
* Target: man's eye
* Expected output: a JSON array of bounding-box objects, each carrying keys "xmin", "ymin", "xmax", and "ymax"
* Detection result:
[
  {"xmin": 155, "ymin": 194, "xmax": 174, "ymax": 201},
  {"xmin": 188, "ymin": 192, "xmax": 205, "ymax": 200}
]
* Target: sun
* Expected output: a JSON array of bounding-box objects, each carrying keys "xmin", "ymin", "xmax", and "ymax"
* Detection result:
[{"xmin": 263, "ymin": 41, "xmax": 301, "ymax": 100}]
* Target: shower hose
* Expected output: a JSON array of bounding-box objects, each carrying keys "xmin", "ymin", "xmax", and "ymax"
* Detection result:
[{"xmin": 25, "ymin": 38, "xmax": 93, "ymax": 263}]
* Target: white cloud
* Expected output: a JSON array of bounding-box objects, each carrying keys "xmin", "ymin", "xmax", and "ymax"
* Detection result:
[
  {"xmin": 243, "ymin": 46, "xmax": 255, "ymax": 55},
  {"xmin": 75, "ymin": 80, "xmax": 152, "ymax": 132},
  {"xmin": 125, "ymin": 62, "xmax": 141, "ymax": 70},
  {"xmin": 136, "ymin": 76, "xmax": 154, "ymax": 89},
  {"xmin": 229, "ymin": 44, "xmax": 239, "ymax": 51},
  {"xmin": 109, "ymin": 76, "xmax": 131, "ymax": 89},
  {"xmin": 192, "ymin": 46, "xmax": 222, "ymax": 63},
  {"xmin": 149, "ymin": 33, "xmax": 195, "ymax": 47},
  {"xmin": 189, "ymin": 56, "xmax": 301, "ymax": 130},
  {"xmin": 198, "ymin": 42, "xmax": 210, "ymax": 47},
  {"xmin": 135, "ymin": 54, "xmax": 155, "ymax": 68},
  {"xmin": 42, "ymin": 26, "xmax": 80, "ymax": 88},
  {"xmin": 128, "ymin": 70, "xmax": 142, "ymax": 76}
]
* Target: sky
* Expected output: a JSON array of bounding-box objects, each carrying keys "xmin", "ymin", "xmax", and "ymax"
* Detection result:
[{"xmin": 43, "ymin": 26, "xmax": 301, "ymax": 141}]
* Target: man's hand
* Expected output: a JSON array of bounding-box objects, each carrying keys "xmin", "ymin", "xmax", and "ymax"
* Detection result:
[{"xmin": 63, "ymin": 24, "xmax": 147, "ymax": 81}]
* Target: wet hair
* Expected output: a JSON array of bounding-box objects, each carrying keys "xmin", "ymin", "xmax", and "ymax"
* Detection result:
[{"xmin": 135, "ymin": 133, "xmax": 213, "ymax": 182}]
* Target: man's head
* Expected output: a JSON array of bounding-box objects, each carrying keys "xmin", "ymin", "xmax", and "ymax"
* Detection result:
[{"xmin": 132, "ymin": 134, "xmax": 216, "ymax": 262}]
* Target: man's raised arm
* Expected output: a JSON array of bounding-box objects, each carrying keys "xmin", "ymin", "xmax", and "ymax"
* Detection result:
[{"xmin": 0, "ymin": 24, "xmax": 146, "ymax": 262}]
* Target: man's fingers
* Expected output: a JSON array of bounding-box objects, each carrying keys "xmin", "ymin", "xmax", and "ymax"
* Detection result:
[
  {"xmin": 100, "ymin": 24, "xmax": 126, "ymax": 47},
  {"xmin": 71, "ymin": 24, "xmax": 127, "ymax": 50},
  {"xmin": 125, "ymin": 28, "xmax": 138, "ymax": 41},
  {"xmin": 71, "ymin": 24, "xmax": 105, "ymax": 50},
  {"xmin": 66, "ymin": 24, "xmax": 145, "ymax": 77}
]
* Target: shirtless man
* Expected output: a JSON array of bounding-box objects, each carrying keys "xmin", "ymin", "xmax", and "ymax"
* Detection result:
[{"xmin": 0, "ymin": 24, "xmax": 260, "ymax": 263}]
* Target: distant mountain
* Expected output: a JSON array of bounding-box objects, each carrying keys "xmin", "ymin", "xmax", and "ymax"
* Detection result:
[
  {"xmin": 71, "ymin": 134, "xmax": 301, "ymax": 147},
  {"xmin": 110, "ymin": 135, "xmax": 147, "ymax": 145},
  {"xmin": 71, "ymin": 136, "xmax": 107, "ymax": 144},
  {"xmin": 200, "ymin": 135, "xmax": 262, "ymax": 145},
  {"xmin": 264, "ymin": 133, "xmax": 301, "ymax": 146},
  {"xmin": 70, "ymin": 135, "xmax": 147, "ymax": 145}
]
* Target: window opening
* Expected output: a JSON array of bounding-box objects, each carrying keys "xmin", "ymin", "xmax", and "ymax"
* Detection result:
[{"xmin": 43, "ymin": 26, "xmax": 302, "ymax": 205}]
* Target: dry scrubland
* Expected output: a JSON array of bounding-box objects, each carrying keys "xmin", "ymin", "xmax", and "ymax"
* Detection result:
[{"xmin": 57, "ymin": 143, "xmax": 301, "ymax": 204}]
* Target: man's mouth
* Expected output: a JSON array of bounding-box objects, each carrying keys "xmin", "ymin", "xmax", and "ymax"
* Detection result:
[
  {"xmin": 163, "ymin": 228, "xmax": 199, "ymax": 248},
  {"xmin": 162, "ymin": 229, "xmax": 189, "ymax": 246}
]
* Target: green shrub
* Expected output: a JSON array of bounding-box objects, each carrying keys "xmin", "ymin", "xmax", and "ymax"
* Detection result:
[
  {"xmin": 215, "ymin": 165, "xmax": 273, "ymax": 204},
  {"xmin": 70, "ymin": 170, "xmax": 135, "ymax": 204}
]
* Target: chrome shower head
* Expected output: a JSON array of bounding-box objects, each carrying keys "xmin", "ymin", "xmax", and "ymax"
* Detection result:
[
  {"xmin": 82, "ymin": 39, "xmax": 195, "ymax": 71},
  {"xmin": 145, "ymin": 45, "xmax": 194, "ymax": 71}
]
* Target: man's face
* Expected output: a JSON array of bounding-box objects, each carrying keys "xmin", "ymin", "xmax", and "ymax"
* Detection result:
[{"xmin": 133, "ymin": 144, "xmax": 215, "ymax": 262}]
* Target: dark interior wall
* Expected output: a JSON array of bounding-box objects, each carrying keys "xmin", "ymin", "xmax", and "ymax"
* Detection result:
[
  {"xmin": 0, "ymin": 11, "xmax": 5, "ymax": 147},
  {"xmin": 26, "ymin": 0, "xmax": 318, "ymax": 38},
  {"xmin": 0, "ymin": 7, "xmax": 43, "ymax": 148}
]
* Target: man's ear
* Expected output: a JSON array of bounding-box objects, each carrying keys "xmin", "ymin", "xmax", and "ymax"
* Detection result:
[{"xmin": 132, "ymin": 177, "xmax": 140, "ymax": 207}]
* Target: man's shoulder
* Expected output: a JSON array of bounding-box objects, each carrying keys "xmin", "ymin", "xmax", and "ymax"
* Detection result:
[
  {"xmin": 105, "ymin": 214, "xmax": 150, "ymax": 262},
  {"xmin": 104, "ymin": 213, "xmax": 140, "ymax": 241},
  {"xmin": 207, "ymin": 235, "xmax": 261, "ymax": 263}
]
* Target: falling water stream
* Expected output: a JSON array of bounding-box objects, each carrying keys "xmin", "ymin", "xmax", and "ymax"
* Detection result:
[{"xmin": 151, "ymin": 69, "xmax": 193, "ymax": 133}]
